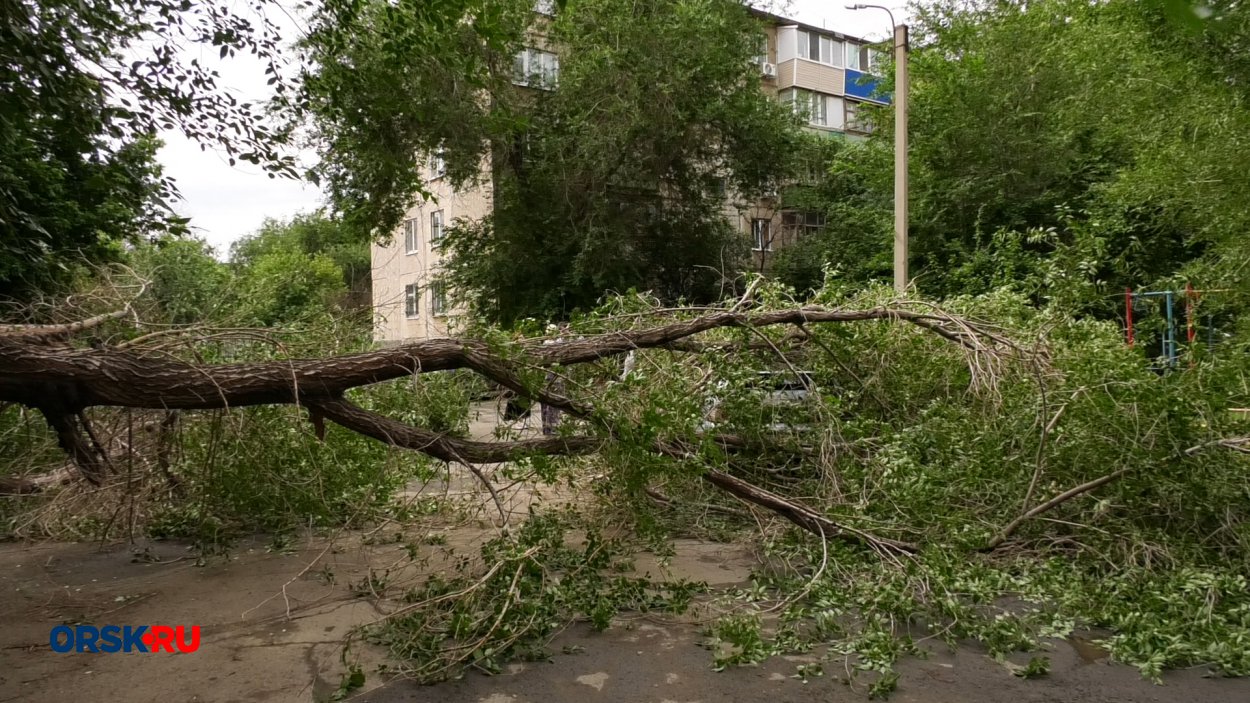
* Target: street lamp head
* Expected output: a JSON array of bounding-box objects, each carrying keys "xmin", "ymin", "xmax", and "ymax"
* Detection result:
[{"xmin": 845, "ymin": 4, "xmax": 898, "ymax": 31}]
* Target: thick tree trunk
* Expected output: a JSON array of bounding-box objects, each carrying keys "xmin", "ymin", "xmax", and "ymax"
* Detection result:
[{"xmin": 0, "ymin": 307, "xmax": 1005, "ymax": 411}]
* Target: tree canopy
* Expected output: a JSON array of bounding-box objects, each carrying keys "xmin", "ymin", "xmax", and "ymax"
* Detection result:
[
  {"xmin": 442, "ymin": 0, "xmax": 802, "ymax": 323},
  {"xmin": 288, "ymin": 0, "xmax": 535, "ymax": 238},
  {"xmin": 127, "ymin": 212, "xmax": 365, "ymax": 329},
  {"xmin": 775, "ymin": 0, "xmax": 1250, "ymax": 321},
  {"xmin": 291, "ymin": 0, "xmax": 802, "ymax": 323},
  {"xmin": 232, "ymin": 212, "xmax": 371, "ymax": 308},
  {"xmin": 0, "ymin": 0, "xmax": 295, "ymax": 299}
]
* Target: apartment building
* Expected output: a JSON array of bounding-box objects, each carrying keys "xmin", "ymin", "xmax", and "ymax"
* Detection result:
[{"xmin": 372, "ymin": 7, "xmax": 888, "ymax": 343}]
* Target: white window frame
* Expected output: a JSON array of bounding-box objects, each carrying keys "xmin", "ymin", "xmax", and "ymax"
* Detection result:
[
  {"xmin": 782, "ymin": 89, "xmax": 844, "ymax": 130},
  {"xmin": 809, "ymin": 91, "xmax": 827, "ymax": 126},
  {"xmin": 404, "ymin": 283, "xmax": 420, "ymax": 318},
  {"xmin": 751, "ymin": 218, "xmax": 772, "ymax": 251},
  {"xmin": 864, "ymin": 47, "xmax": 882, "ymax": 74},
  {"xmin": 846, "ymin": 42, "xmax": 862, "ymax": 71},
  {"xmin": 797, "ymin": 30, "xmax": 844, "ymax": 67},
  {"xmin": 513, "ymin": 48, "xmax": 559, "ymax": 89},
  {"xmin": 846, "ymin": 100, "xmax": 873, "ymax": 133},
  {"xmin": 781, "ymin": 88, "xmax": 807, "ymax": 122},
  {"xmin": 403, "ymin": 218, "xmax": 419, "ymax": 255},
  {"xmin": 430, "ymin": 209, "xmax": 444, "ymax": 242},
  {"xmin": 827, "ymin": 94, "xmax": 846, "ymax": 130},
  {"xmin": 823, "ymin": 35, "xmax": 844, "ymax": 68},
  {"xmin": 777, "ymin": 26, "xmax": 799, "ymax": 63},
  {"xmin": 431, "ymin": 281, "xmax": 448, "ymax": 316},
  {"xmin": 431, "ymin": 149, "xmax": 446, "ymax": 179}
]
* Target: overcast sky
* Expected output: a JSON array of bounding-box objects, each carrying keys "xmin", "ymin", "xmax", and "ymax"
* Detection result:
[{"xmin": 160, "ymin": 0, "xmax": 909, "ymax": 255}]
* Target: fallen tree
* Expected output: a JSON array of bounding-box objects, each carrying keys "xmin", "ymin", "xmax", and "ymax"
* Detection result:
[
  {"xmin": 6, "ymin": 286, "xmax": 1250, "ymax": 684},
  {"xmin": 5, "ymin": 287, "xmax": 1248, "ymax": 560},
  {"xmin": 2, "ymin": 300, "xmax": 1009, "ymax": 552}
]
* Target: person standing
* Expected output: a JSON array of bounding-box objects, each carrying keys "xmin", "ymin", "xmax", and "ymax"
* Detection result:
[
  {"xmin": 541, "ymin": 372, "xmax": 564, "ymax": 435},
  {"xmin": 540, "ymin": 325, "xmax": 565, "ymax": 435}
]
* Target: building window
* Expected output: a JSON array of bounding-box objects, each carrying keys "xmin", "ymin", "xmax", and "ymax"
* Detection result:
[
  {"xmin": 404, "ymin": 218, "xmax": 419, "ymax": 255},
  {"xmin": 751, "ymin": 218, "xmax": 772, "ymax": 251},
  {"xmin": 781, "ymin": 89, "xmax": 798, "ymax": 118},
  {"xmin": 797, "ymin": 154, "xmax": 824, "ymax": 184},
  {"xmin": 864, "ymin": 47, "xmax": 882, "ymax": 73},
  {"xmin": 431, "ymin": 148, "xmax": 446, "ymax": 179},
  {"xmin": 430, "ymin": 210, "xmax": 444, "ymax": 242},
  {"xmin": 404, "ymin": 284, "xmax": 420, "ymax": 318},
  {"xmin": 797, "ymin": 30, "xmax": 843, "ymax": 67},
  {"xmin": 823, "ymin": 35, "xmax": 843, "ymax": 67},
  {"xmin": 781, "ymin": 89, "xmax": 845, "ymax": 130},
  {"xmin": 513, "ymin": 48, "xmax": 559, "ymax": 88},
  {"xmin": 846, "ymin": 100, "xmax": 874, "ymax": 133},
  {"xmin": 431, "ymin": 282, "xmax": 448, "ymax": 316},
  {"xmin": 807, "ymin": 91, "xmax": 828, "ymax": 126},
  {"xmin": 782, "ymin": 211, "xmax": 826, "ymax": 239},
  {"xmin": 844, "ymin": 43, "xmax": 882, "ymax": 73}
]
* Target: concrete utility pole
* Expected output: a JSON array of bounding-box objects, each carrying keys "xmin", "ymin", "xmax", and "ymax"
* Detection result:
[
  {"xmin": 847, "ymin": 5, "xmax": 909, "ymax": 294},
  {"xmin": 892, "ymin": 23, "xmax": 909, "ymax": 294}
]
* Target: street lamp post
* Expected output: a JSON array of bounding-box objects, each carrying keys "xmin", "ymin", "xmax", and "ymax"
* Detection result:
[{"xmin": 847, "ymin": 4, "xmax": 908, "ymax": 294}]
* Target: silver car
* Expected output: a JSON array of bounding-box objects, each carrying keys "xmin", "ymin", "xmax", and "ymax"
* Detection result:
[{"xmin": 700, "ymin": 370, "xmax": 818, "ymax": 433}]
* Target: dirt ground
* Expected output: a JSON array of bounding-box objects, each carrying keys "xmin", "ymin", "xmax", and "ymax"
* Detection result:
[
  {"xmin": 2, "ymin": 403, "xmax": 1249, "ymax": 703},
  {"xmin": 361, "ymin": 622, "xmax": 1250, "ymax": 703}
]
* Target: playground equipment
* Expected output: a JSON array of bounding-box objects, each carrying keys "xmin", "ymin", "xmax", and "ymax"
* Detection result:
[{"xmin": 1124, "ymin": 284, "xmax": 1217, "ymax": 367}]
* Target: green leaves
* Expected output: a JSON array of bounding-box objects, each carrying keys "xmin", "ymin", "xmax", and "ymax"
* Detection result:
[
  {"xmin": 231, "ymin": 211, "xmax": 372, "ymax": 309},
  {"xmin": 801, "ymin": 0, "xmax": 1250, "ymax": 309},
  {"xmin": 236, "ymin": 249, "xmax": 346, "ymax": 326},
  {"xmin": 1146, "ymin": 0, "xmax": 1211, "ymax": 33},
  {"xmin": 368, "ymin": 512, "xmax": 702, "ymax": 682},
  {"xmin": 438, "ymin": 0, "xmax": 799, "ymax": 323},
  {"xmin": 289, "ymin": 0, "xmax": 533, "ymax": 239},
  {"xmin": 293, "ymin": 0, "xmax": 801, "ymax": 321},
  {"xmin": 1, "ymin": 0, "xmax": 297, "ymax": 299}
]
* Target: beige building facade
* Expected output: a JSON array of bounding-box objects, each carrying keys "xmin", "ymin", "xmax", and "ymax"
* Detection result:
[
  {"xmin": 371, "ymin": 8, "xmax": 886, "ymax": 343},
  {"xmin": 371, "ymin": 167, "xmax": 492, "ymax": 342}
]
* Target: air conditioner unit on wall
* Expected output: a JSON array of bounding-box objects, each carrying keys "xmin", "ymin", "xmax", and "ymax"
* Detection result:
[{"xmin": 760, "ymin": 62, "xmax": 777, "ymax": 79}]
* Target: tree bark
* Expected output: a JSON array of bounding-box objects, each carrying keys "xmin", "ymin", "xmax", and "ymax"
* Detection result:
[{"xmin": 0, "ymin": 306, "xmax": 1011, "ymax": 411}]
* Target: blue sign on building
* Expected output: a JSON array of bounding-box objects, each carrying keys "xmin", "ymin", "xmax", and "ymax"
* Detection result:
[{"xmin": 845, "ymin": 69, "xmax": 889, "ymax": 105}]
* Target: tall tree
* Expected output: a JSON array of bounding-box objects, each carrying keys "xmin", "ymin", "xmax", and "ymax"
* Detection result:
[
  {"xmin": 0, "ymin": 0, "xmax": 294, "ymax": 299},
  {"xmin": 782, "ymin": 0, "xmax": 1250, "ymax": 316},
  {"xmin": 444, "ymin": 0, "xmax": 802, "ymax": 323},
  {"xmin": 232, "ymin": 212, "xmax": 371, "ymax": 308},
  {"xmin": 291, "ymin": 0, "xmax": 802, "ymax": 324},
  {"xmin": 288, "ymin": 0, "xmax": 534, "ymax": 239},
  {"xmin": 903, "ymin": 0, "xmax": 1250, "ymax": 308}
]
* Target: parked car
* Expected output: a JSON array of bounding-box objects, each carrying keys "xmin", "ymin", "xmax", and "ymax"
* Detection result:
[{"xmin": 700, "ymin": 370, "xmax": 819, "ymax": 434}]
